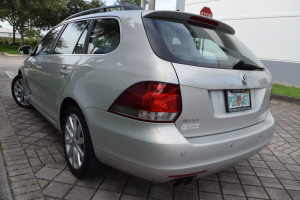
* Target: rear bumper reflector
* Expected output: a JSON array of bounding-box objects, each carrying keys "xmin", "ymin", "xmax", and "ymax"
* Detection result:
[{"xmin": 168, "ymin": 170, "xmax": 207, "ymax": 178}]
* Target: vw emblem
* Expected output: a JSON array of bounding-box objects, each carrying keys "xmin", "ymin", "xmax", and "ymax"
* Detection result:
[{"xmin": 241, "ymin": 74, "xmax": 247, "ymax": 86}]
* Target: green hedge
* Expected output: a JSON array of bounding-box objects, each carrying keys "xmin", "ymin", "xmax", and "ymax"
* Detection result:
[
  {"xmin": 0, "ymin": 37, "xmax": 40, "ymax": 47},
  {"xmin": 0, "ymin": 44, "xmax": 19, "ymax": 54},
  {"xmin": 272, "ymin": 84, "xmax": 300, "ymax": 98}
]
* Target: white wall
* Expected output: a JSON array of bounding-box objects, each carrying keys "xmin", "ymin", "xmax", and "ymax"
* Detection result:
[
  {"xmin": 0, "ymin": 32, "xmax": 10, "ymax": 37},
  {"xmin": 0, "ymin": 31, "xmax": 21, "ymax": 38},
  {"xmin": 185, "ymin": 0, "xmax": 300, "ymax": 63}
]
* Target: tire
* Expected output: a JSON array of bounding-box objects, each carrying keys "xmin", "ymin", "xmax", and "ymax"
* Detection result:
[
  {"xmin": 63, "ymin": 105, "xmax": 102, "ymax": 178},
  {"xmin": 11, "ymin": 74, "xmax": 33, "ymax": 109}
]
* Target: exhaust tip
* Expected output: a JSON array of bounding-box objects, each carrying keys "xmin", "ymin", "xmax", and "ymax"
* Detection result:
[{"xmin": 173, "ymin": 180, "xmax": 181, "ymax": 187}]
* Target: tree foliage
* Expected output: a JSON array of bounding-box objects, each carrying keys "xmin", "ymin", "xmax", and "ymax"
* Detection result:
[
  {"xmin": 0, "ymin": 0, "xmax": 106, "ymax": 45},
  {"xmin": 0, "ymin": 0, "xmax": 19, "ymax": 44},
  {"xmin": 0, "ymin": 0, "xmax": 68, "ymax": 45},
  {"xmin": 60, "ymin": 0, "xmax": 106, "ymax": 21},
  {"xmin": 114, "ymin": 0, "xmax": 147, "ymax": 6},
  {"xmin": 89, "ymin": 0, "xmax": 106, "ymax": 8},
  {"xmin": 24, "ymin": 28, "xmax": 43, "ymax": 39}
]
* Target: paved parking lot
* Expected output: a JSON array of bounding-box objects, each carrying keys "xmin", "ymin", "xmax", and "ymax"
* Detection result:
[{"xmin": 0, "ymin": 55, "xmax": 300, "ymax": 200}]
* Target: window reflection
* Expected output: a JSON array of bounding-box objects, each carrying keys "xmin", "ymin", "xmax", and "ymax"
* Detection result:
[
  {"xmin": 54, "ymin": 21, "xmax": 89, "ymax": 54},
  {"xmin": 88, "ymin": 19, "xmax": 120, "ymax": 54},
  {"xmin": 36, "ymin": 26, "xmax": 63, "ymax": 55}
]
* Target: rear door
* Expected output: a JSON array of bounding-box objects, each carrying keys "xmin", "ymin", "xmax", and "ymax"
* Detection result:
[
  {"xmin": 37, "ymin": 20, "xmax": 90, "ymax": 121},
  {"xmin": 24, "ymin": 25, "xmax": 63, "ymax": 109}
]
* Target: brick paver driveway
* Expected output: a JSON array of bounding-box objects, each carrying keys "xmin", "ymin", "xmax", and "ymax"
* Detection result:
[{"xmin": 1, "ymin": 55, "xmax": 300, "ymax": 199}]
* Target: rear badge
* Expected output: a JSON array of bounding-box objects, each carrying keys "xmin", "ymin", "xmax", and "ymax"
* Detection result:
[
  {"xmin": 241, "ymin": 74, "xmax": 247, "ymax": 86},
  {"xmin": 182, "ymin": 118, "xmax": 199, "ymax": 123},
  {"xmin": 181, "ymin": 123, "xmax": 200, "ymax": 131}
]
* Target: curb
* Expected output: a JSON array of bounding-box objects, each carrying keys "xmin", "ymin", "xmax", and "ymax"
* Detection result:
[
  {"xmin": 0, "ymin": 52, "xmax": 27, "ymax": 57},
  {"xmin": 0, "ymin": 150, "xmax": 13, "ymax": 200},
  {"xmin": 272, "ymin": 93, "xmax": 300, "ymax": 105}
]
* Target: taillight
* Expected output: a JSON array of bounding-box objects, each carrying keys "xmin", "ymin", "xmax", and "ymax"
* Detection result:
[
  {"xmin": 189, "ymin": 16, "xmax": 219, "ymax": 26},
  {"xmin": 109, "ymin": 81, "xmax": 182, "ymax": 122}
]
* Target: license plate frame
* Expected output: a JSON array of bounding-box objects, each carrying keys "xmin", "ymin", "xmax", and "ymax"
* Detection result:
[{"xmin": 225, "ymin": 89, "xmax": 251, "ymax": 113}]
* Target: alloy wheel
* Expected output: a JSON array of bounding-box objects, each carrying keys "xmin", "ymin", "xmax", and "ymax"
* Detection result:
[
  {"xmin": 65, "ymin": 114, "xmax": 85, "ymax": 169},
  {"xmin": 13, "ymin": 78, "xmax": 30, "ymax": 106}
]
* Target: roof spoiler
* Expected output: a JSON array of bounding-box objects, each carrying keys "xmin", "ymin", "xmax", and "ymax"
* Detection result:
[{"xmin": 143, "ymin": 11, "xmax": 235, "ymax": 35}]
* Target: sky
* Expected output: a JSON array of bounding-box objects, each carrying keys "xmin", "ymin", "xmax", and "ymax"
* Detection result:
[
  {"xmin": 0, "ymin": 0, "xmax": 176, "ymax": 28},
  {"xmin": 0, "ymin": 21, "xmax": 10, "ymax": 28}
]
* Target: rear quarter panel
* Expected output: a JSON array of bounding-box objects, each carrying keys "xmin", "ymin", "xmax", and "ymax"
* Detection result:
[{"xmin": 60, "ymin": 12, "xmax": 178, "ymax": 111}]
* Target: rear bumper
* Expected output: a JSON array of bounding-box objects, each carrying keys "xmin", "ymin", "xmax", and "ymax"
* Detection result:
[{"xmin": 84, "ymin": 108, "xmax": 274, "ymax": 182}]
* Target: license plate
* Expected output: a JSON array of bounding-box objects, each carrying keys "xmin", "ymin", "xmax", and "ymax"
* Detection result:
[{"xmin": 225, "ymin": 89, "xmax": 251, "ymax": 113}]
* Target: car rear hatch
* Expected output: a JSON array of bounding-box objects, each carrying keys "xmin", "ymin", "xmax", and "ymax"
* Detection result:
[{"xmin": 142, "ymin": 11, "xmax": 272, "ymax": 137}]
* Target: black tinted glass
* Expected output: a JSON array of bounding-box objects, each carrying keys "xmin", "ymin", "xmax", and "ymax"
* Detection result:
[
  {"xmin": 143, "ymin": 18, "xmax": 264, "ymax": 70},
  {"xmin": 88, "ymin": 19, "xmax": 120, "ymax": 54},
  {"xmin": 36, "ymin": 26, "xmax": 63, "ymax": 55},
  {"xmin": 54, "ymin": 21, "xmax": 89, "ymax": 54}
]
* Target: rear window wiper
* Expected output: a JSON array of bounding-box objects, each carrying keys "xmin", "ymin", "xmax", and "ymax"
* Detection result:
[{"xmin": 233, "ymin": 60, "xmax": 264, "ymax": 70}]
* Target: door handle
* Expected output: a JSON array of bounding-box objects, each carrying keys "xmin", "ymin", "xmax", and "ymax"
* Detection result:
[
  {"xmin": 36, "ymin": 65, "xmax": 42, "ymax": 70},
  {"xmin": 60, "ymin": 69, "xmax": 68, "ymax": 75}
]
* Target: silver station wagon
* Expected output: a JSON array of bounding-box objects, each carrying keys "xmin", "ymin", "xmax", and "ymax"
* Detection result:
[{"xmin": 12, "ymin": 4, "xmax": 274, "ymax": 186}]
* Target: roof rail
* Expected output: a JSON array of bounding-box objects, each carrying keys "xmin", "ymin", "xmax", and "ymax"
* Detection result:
[{"xmin": 64, "ymin": 4, "xmax": 143, "ymax": 21}]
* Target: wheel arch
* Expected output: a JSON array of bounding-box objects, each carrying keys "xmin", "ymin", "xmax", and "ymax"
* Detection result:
[{"xmin": 60, "ymin": 97, "xmax": 80, "ymax": 131}]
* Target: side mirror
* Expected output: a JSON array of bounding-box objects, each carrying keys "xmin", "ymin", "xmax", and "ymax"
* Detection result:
[{"xmin": 18, "ymin": 46, "xmax": 32, "ymax": 55}]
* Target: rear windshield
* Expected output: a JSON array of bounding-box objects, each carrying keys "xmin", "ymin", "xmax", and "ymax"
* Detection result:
[{"xmin": 143, "ymin": 18, "xmax": 264, "ymax": 70}]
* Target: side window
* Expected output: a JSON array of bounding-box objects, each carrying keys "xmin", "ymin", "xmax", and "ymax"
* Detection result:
[
  {"xmin": 88, "ymin": 19, "xmax": 120, "ymax": 54},
  {"xmin": 36, "ymin": 26, "xmax": 63, "ymax": 55},
  {"xmin": 199, "ymin": 39, "xmax": 228, "ymax": 60},
  {"xmin": 73, "ymin": 28, "xmax": 88, "ymax": 54},
  {"xmin": 54, "ymin": 21, "xmax": 89, "ymax": 54}
]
